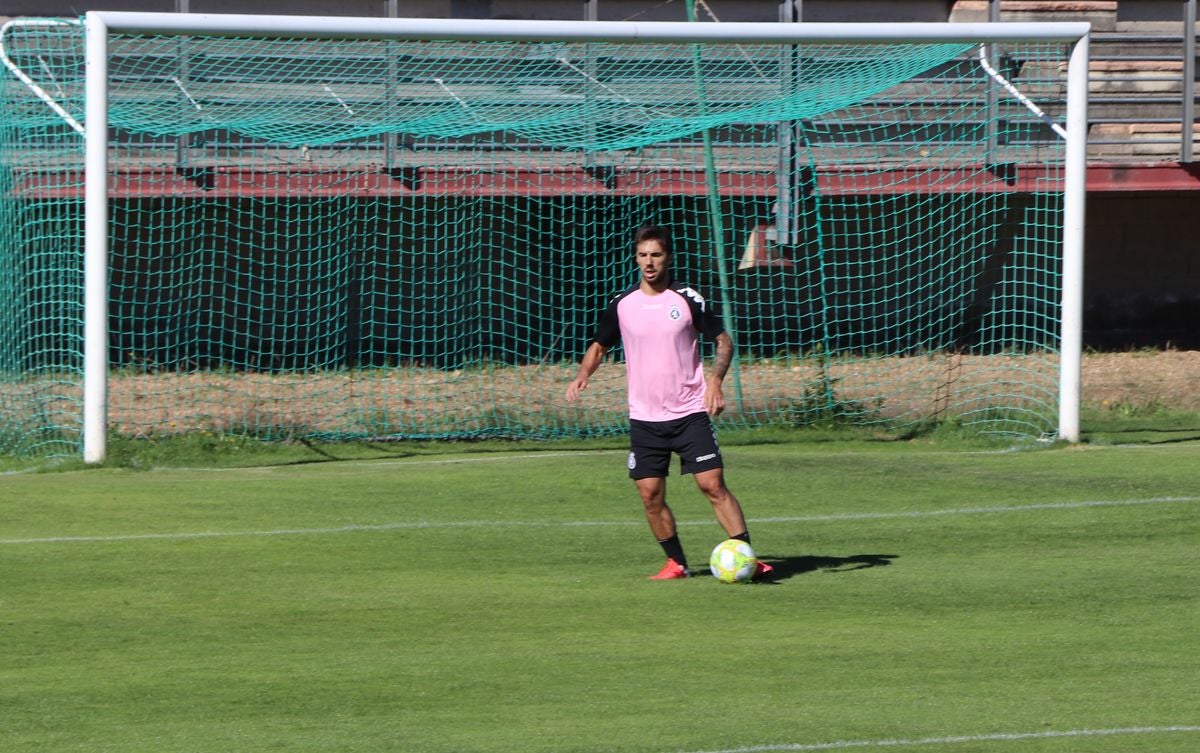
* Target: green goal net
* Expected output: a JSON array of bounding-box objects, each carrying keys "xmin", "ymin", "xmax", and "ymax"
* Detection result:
[{"xmin": 0, "ymin": 15, "xmax": 1085, "ymax": 459}]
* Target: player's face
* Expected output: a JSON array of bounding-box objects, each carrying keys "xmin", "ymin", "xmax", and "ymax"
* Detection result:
[{"xmin": 635, "ymin": 239, "xmax": 670, "ymax": 288}]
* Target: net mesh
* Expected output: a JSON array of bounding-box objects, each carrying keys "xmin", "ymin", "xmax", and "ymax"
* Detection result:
[{"xmin": 0, "ymin": 18, "xmax": 1072, "ymax": 456}]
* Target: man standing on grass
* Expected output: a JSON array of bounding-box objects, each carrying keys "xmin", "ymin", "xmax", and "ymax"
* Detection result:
[{"xmin": 565, "ymin": 224, "xmax": 771, "ymax": 581}]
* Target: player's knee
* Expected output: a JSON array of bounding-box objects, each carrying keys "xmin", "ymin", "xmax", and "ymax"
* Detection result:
[
  {"xmin": 693, "ymin": 472, "xmax": 727, "ymax": 499},
  {"xmin": 635, "ymin": 483, "xmax": 666, "ymax": 509}
]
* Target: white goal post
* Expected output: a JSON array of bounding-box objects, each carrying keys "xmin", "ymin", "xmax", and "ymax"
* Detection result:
[{"xmin": 62, "ymin": 13, "xmax": 1092, "ymax": 460}]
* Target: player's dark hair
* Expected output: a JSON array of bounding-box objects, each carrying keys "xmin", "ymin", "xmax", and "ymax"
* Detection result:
[{"xmin": 633, "ymin": 224, "xmax": 673, "ymax": 256}]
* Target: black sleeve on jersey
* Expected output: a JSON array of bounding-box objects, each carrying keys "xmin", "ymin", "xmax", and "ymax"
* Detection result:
[
  {"xmin": 590, "ymin": 289, "xmax": 628, "ymax": 348},
  {"xmin": 674, "ymin": 282, "xmax": 725, "ymax": 340}
]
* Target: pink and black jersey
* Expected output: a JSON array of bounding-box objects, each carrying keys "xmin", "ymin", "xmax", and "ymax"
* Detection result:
[{"xmin": 591, "ymin": 281, "xmax": 725, "ymax": 422}]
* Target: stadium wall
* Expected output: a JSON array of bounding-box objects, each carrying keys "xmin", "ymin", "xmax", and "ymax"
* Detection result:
[{"xmin": 1085, "ymin": 192, "xmax": 1200, "ymax": 349}]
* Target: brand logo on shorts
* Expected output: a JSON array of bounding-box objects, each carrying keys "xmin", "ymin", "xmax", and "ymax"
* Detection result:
[
  {"xmin": 628, "ymin": 452, "xmax": 637, "ymax": 470},
  {"xmin": 668, "ymin": 305, "xmax": 681, "ymax": 320},
  {"xmin": 696, "ymin": 453, "xmax": 717, "ymax": 462}
]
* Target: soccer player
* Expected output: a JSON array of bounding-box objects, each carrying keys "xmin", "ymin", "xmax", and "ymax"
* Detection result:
[{"xmin": 565, "ymin": 225, "xmax": 772, "ymax": 580}]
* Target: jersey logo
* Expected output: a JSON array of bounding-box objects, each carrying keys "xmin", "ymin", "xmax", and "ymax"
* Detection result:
[
  {"xmin": 679, "ymin": 286, "xmax": 706, "ymax": 312},
  {"xmin": 669, "ymin": 305, "xmax": 681, "ymax": 320}
]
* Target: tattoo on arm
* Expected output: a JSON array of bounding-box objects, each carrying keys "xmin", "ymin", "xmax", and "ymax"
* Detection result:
[{"xmin": 712, "ymin": 332, "xmax": 734, "ymax": 380}]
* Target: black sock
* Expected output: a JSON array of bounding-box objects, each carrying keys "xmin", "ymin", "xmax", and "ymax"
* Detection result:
[
  {"xmin": 658, "ymin": 535, "xmax": 687, "ymax": 567},
  {"xmin": 730, "ymin": 531, "xmax": 751, "ymax": 545}
]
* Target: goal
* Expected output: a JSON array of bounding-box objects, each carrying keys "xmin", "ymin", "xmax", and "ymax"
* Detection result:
[{"xmin": 0, "ymin": 13, "xmax": 1089, "ymax": 462}]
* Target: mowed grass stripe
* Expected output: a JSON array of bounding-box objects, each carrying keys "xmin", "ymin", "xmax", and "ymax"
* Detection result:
[{"xmin": 1, "ymin": 495, "xmax": 1196, "ymax": 546}]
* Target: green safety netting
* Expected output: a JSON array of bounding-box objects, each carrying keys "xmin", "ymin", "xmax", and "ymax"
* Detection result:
[{"xmin": 0, "ymin": 18, "xmax": 1070, "ymax": 457}]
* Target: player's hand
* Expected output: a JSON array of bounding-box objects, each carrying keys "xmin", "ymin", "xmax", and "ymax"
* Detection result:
[
  {"xmin": 565, "ymin": 376, "xmax": 588, "ymax": 402},
  {"xmin": 705, "ymin": 380, "xmax": 725, "ymax": 416}
]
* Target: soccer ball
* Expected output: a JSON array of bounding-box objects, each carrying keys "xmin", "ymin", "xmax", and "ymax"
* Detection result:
[{"xmin": 709, "ymin": 539, "xmax": 757, "ymax": 583}]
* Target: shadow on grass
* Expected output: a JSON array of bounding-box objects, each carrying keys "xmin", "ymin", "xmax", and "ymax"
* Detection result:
[
  {"xmin": 759, "ymin": 553, "xmax": 899, "ymax": 581},
  {"xmin": 1085, "ymin": 429, "xmax": 1200, "ymax": 445}
]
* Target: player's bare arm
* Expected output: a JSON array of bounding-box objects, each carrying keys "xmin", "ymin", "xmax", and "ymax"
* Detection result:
[
  {"xmin": 705, "ymin": 332, "xmax": 734, "ymax": 416},
  {"xmin": 711, "ymin": 332, "xmax": 734, "ymax": 380},
  {"xmin": 566, "ymin": 341, "xmax": 608, "ymax": 402}
]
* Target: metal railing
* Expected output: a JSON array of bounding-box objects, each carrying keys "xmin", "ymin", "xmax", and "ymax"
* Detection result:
[
  {"xmin": 167, "ymin": 0, "xmax": 1200, "ymax": 163},
  {"xmin": 1088, "ymin": 28, "xmax": 1197, "ymax": 161},
  {"xmin": 2, "ymin": 2, "xmax": 1197, "ymax": 163},
  {"xmin": 778, "ymin": 0, "xmax": 1200, "ymax": 163}
]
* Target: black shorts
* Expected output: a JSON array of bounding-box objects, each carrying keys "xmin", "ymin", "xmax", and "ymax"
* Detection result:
[{"xmin": 627, "ymin": 412, "xmax": 723, "ymax": 479}]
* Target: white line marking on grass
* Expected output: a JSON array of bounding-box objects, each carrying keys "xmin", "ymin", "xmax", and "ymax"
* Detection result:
[
  {"xmin": 749, "ymin": 495, "xmax": 1200, "ymax": 525},
  {"xmin": 678, "ymin": 725, "xmax": 1200, "ymax": 753},
  {"xmin": 2, "ymin": 496, "xmax": 1196, "ymax": 546},
  {"xmin": 0, "ymin": 519, "xmax": 650, "ymax": 544}
]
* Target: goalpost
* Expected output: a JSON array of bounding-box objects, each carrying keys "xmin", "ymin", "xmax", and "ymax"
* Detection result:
[{"xmin": 0, "ymin": 12, "xmax": 1089, "ymax": 462}]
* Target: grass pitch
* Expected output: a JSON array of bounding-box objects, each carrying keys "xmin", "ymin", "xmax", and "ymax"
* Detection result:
[{"xmin": 2, "ymin": 439, "xmax": 1198, "ymax": 753}]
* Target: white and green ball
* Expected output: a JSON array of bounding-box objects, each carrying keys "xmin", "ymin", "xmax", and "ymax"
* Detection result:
[{"xmin": 709, "ymin": 539, "xmax": 757, "ymax": 583}]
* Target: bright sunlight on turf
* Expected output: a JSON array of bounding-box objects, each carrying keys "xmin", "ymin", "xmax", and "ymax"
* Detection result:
[{"xmin": 2, "ymin": 441, "xmax": 1198, "ymax": 753}]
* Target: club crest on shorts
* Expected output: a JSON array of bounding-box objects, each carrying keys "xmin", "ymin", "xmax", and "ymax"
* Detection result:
[{"xmin": 628, "ymin": 452, "xmax": 637, "ymax": 470}]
